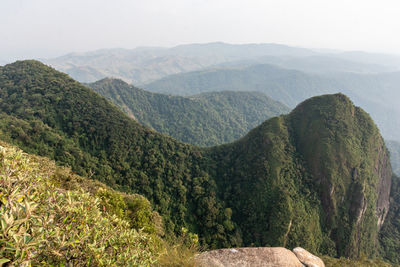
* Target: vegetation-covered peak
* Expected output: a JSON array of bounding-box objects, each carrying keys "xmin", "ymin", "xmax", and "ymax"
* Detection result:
[
  {"xmin": 92, "ymin": 77, "xmax": 132, "ymax": 88},
  {"xmin": 292, "ymin": 93, "xmax": 352, "ymax": 112},
  {"xmin": 212, "ymin": 93, "xmax": 391, "ymax": 257}
]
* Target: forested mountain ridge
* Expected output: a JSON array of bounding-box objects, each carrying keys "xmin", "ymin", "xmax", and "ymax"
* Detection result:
[
  {"xmin": 0, "ymin": 60, "xmax": 398, "ymax": 263},
  {"xmin": 88, "ymin": 78, "xmax": 289, "ymax": 146},
  {"xmin": 0, "ymin": 60, "xmax": 247, "ymax": 248}
]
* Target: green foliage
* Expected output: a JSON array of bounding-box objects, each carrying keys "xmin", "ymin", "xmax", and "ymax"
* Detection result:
[
  {"xmin": 124, "ymin": 194, "xmax": 160, "ymax": 235},
  {"xmin": 89, "ymin": 78, "xmax": 289, "ymax": 146},
  {"xmin": 0, "ymin": 143, "xmax": 160, "ymax": 266},
  {"xmin": 96, "ymin": 187, "xmax": 127, "ymax": 218}
]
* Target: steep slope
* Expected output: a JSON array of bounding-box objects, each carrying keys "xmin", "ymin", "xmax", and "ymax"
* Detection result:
[
  {"xmin": 0, "ymin": 61, "xmax": 394, "ymax": 261},
  {"xmin": 88, "ymin": 78, "xmax": 289, "ymax": 146},
  {"xmin": 144, "ymin": 64, "xmax": 400, "ymax": 143}
]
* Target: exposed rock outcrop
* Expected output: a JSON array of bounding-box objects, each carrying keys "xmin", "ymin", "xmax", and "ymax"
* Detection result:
[
  {"xmin": 196, "ymin": 247, "xmax": 325, "ymax": 267},
  {"xmin": 293, "ymin": 247, "xmax": 325, "ymax": 267}
]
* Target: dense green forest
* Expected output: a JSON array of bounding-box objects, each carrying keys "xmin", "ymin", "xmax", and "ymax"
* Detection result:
[
  {"xmin": 0, "ymin": 60, "xmax": 241, "ymax": 248},
  {"xmin": 88, "ymin": 78, "xmax": 289, "ymax": 146},
  {"xmin": 0, "ymin": 61, "xmax": 399, "ymax": 264}
]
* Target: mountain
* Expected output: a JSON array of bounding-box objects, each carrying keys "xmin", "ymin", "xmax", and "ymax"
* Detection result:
[
  {"xmin": 88, "ymin": 78, "xmax": 289, "ymax": 146},
  {"xmin": 43, "ymin": 43, "xmax": 400, "ymax": 85},
  {"xmin": 43, "ymin": 42, "xmax": 317, "ymax": 84},
  {"xmin": 167, "ymin": 42, "xmax": 316, "ymax": 58},
  {"xmin": 333, "ymin": 51, "xmax": 400, "ymax": 70},
  {"xmin": 0, "ymin": 60, "xmax": 396, "ymax": 262},
  {"xmin": 143, "ymin": 64, "xmax": 333, "ymax": 104},
  {"xmin": 210, "ymin": 93, "xmax": 392, "ymax": 257},
  {"xmin": 143, "ymin": 64, "xmax": 400, "ymax": 143},
  {"xmin": 217, "ymin": 55, "xmax": 396, "ymax": 74}
]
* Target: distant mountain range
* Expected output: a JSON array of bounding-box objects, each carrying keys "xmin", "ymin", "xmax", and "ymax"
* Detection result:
[
  {"xmin": 43, "ymin": 42, "xmax": 400, "ymax": 85},
  {"xmin": 88, "ymin": 78, "xmax": 289, "ymax": 146},
  {"xmin": 217, "ymin": 55, "xmax": 395, "ymax": 74},
  {"xmin": 42, "ymin": 42, "xmax": 317, "ymax": 84},
  {"xmin": 143, "ymin": 64, "xmax": 400, "ymax": 143},
  {"xmin": 41, "ymin": 42, "xmax": 400, "ymax": 144}
]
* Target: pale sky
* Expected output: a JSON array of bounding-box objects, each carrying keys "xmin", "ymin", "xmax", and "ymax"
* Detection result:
[{"xmin": 1, "ymin": 0, "xmax": 400, "ymax": 61}]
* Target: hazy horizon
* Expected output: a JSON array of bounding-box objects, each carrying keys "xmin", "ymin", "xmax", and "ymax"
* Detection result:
[{"xmin": 2, "ymin": 0, "xmax": 400, "ymax": 62}]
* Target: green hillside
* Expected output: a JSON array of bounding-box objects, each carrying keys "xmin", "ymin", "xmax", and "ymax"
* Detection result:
[
  {"xmin": 88, "ymin": 78, "xmax": 289, "ymax": 146},
  {"xmin": 0, "ymin": 60, "xmax": 240, "ymax": 247},
  {"xmin": 0, "ymin": 61, "xmax": 398, "ymax": 264}
]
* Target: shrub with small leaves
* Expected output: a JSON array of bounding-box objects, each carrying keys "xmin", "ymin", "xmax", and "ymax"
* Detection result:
[{"xmin": 0, "ymin": 144, "xmax": 160, "ymax": 266}]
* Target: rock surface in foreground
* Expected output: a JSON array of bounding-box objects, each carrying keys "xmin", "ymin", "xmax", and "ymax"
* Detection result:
[
  {"xmin": 293, "ymin": 247, "xmax": 325, "ymax": 267},
  {"xmin": 196, "ymin": 247, "xmax": 304, "ymax": 267}
]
